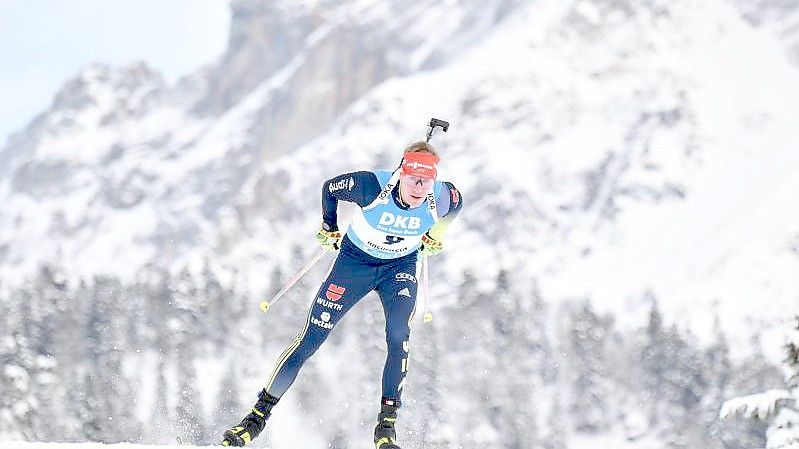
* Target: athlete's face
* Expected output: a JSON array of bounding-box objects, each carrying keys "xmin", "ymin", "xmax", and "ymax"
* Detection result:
[{"xmin": 399, "ymin": 173, "xmax": 434, "ymax": 207}]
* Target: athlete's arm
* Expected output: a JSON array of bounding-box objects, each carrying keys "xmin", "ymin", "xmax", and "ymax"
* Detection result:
[
  {"xmin": 321, "ymin": 171, "xmax": 381, "ymax": 231},
  {"xmin": 427, "ymin": 182, "xmax": 463, "ymax": 241}
]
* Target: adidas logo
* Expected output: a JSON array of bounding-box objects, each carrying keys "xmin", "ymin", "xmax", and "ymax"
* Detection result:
[{"xmin": 398, "ymin": 288, "xmax": 411, "ymax": 298}]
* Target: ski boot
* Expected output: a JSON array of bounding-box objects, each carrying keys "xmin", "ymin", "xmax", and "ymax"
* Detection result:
[
  {"xmin": 374, "ymin": 398, "xmax": 402, "ymax": 449},
  {"xmin": 222, "ymin": 389, "xmax": 279, "ymax": 447}
]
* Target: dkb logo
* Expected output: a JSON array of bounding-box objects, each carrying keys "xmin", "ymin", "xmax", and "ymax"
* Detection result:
[{"xmin": 379, "ymin": 212, "xmax": 421, "ymax": 229}]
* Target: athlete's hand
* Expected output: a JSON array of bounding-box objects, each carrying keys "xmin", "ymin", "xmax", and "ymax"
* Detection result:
[
  {"xmin": 419, "ymin": 232, "xmax": 443, "ymax": 256},
  {"xmin": 315, "ymin": 226, "xmax": 342, "ymax": 251}
]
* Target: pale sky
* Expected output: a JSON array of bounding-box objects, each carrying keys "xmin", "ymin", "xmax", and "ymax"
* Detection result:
[{"xmin": 0, "ymin": 0, "xmax": 231, "ymax": 145}]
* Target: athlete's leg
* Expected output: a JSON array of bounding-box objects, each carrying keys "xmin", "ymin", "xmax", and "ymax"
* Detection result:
[
  {"xmin": 223, "ymin": 252, "xmax": 378, "ymax": 447},
  {"xmin": 375, "ymin": 260, "xmax": 419, "ymax": 403},
  {"xmin": 265, "ymin": 251, "xmax": 378, "ymax": 398}
]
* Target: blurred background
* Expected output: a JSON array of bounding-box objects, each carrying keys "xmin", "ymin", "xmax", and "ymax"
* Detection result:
[{"xmin": 2, "ymin": 0, "xmax": 799, "ymax": 447}]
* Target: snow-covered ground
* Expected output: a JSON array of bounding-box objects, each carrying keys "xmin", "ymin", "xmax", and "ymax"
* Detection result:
[{"xmin": 1, "ymin": 444, "xmax": 197, "ymax": 449}]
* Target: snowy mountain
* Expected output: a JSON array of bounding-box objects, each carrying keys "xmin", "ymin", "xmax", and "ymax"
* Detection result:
[
  {"xmin": 3, "ymin": 0, "xmax": 799, "ymax": 447},
  {"xmin": 3, "ymin": 0, "xmax": 798, "ymax": 348},
  {"xmin": 0, "ymin": 0, "xmax": 523, "ymax": 283}
]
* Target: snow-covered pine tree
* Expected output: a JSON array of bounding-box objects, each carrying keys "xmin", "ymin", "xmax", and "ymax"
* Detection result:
[
  {"xmin": 200, "ymin": 260, "xmax": 228, "ymax": 350},
  {"xmin": 147, "ymin": 358, "xmax": 172, "ymax": 444},
  {"xmin": 0, "ymin": 273, "xmax": 65, "ymax": 441},
  {"xmin": 174, "ymin": 344, "xmax": 205, "ymax": 444},
  {"xmin": 408, "ymin": 321, "xmax": 452, "ymax": 449},
  {"xmin": 682, "ymin": 314, "xmax": 742, "ymax": 448},
  {"xmin": 29, "ymin": 266, "xmax": 70, "ymax": 441},
  {"xmin": 172, "ymin": 268, "xmax": 207, "ymax": 443},
  {"xmin": 212, "ymin": 362, "xmax": 242, "ymax": 437},
  {"xmin": 633, "ymin": 294, "xmax": 715, "ymax": 446},
  {"xmin": 61, "ymin": 281, "xmax": 94, "ymax": 441},
  {"xmin": 563, "ymin": 299, "xmax": 613, "ymax": 434},
  {"xmin": 542, "ymin": 390, "xmax": 567, "ymax": 449},
  {"xmin": 490, "ymin": 269, "xmax": 548, "ymax": 449},
  {"xmin": 721, "ymin": 316, "xmax": 799, "ymax": 449},
  {"xmin": 440, "ymin": 268, "xmax": 501, "ymax": 448},
  {"xmin": 52, "ymin": 277, "xmax": 91, "ymax": 441},
  {"xmin": 83, "ymin": 276, "xmax": 139, "ymax": 443},
  {"xmin": 0, "ymin": 329, "xmax": 36, "ymax": 440},
  {"xmin": 638, "ymin": 295, "xmax": 668, "ymax": 429}
]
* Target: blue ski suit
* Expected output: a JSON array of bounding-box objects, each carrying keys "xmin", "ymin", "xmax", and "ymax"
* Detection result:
[{"xmin": 264, "ymin": 169, "xmax": 462, "ymax": 405}]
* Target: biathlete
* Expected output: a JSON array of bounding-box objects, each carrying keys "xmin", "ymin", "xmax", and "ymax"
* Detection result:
[{"xmin": 222, "ymin": 141, "xmax": 463, "ymax": 448}]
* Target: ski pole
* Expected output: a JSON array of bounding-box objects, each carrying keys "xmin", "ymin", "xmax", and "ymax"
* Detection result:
[
  {"xmin": 260, "ymin": 250, "xmax": 326, "ymax": 314},
  {"xmin": 420, "ymin": 117, "xmax": 448, "ymax": 323},
  {"xmin": 421, "ymin": 254, "xmax": 433, "ymax": 323}
]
